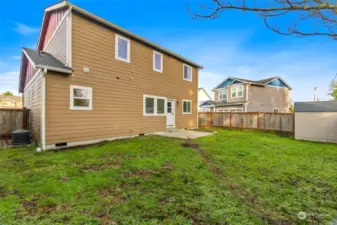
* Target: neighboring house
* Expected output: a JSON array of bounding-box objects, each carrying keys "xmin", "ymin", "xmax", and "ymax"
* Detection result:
[
  {"xmin": 200, "ymin": 76, "xmax": 291, "ymax": 112},
  {"xmin": 0, "ymin": 96, "xmax": 22, "ymax": 109},
  {"xmin": 198, "ymin": 88, "xmax": 212, "ymax": 112},
  {"xmin": 18, "ymin": 1, "xmax": 202, "ymax": 150}
]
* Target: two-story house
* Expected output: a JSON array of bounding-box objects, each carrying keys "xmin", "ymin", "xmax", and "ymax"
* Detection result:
[
  {"xmin": 200, "ymin": 77, "xmax": 291, "ymax": 113},
  {"xmin": 18, "ymin": 1, "xmax": 202, "ymax": 150}
]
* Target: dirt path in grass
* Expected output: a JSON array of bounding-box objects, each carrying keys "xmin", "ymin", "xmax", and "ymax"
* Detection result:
[{"xmin": 181, "ymin": 140, "xmax": 294, "ymax": 225}]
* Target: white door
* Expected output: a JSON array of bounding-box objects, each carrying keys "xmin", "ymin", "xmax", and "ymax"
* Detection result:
[{"xmin": 166, "ymin": 99, "xmax": 175, "ymax": 127}]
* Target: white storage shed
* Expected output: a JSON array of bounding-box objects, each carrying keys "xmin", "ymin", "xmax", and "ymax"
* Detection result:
[{"xmin": 295, "ymin": 101, "xmax": 337, "ymax": 143}]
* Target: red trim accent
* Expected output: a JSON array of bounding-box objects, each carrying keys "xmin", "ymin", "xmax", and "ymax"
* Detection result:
[{"xmin": 38, "ymin": 8, "xmax": 67, "ymax": 50}]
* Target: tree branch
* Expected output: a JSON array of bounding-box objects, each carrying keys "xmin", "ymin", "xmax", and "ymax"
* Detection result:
[{"xmin": 187, "ymin": 0, "xmax": 337, "ymax": 39}]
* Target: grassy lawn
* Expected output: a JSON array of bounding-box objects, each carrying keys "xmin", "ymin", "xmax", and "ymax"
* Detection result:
[{"xmin": 0, "ymin": 129, "xmax": 336, "ymax": 225}]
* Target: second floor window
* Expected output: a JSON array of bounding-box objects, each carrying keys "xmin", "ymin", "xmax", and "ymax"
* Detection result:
[
  {"xmin": 115, "ymin": 34, "xmax": 130, "ymax": 63},
  {"xmin": 219, "ymin": 89, "xmax": 227, "ymax": 100},
  {"xmin": 153, "ymin": 51, "xmax": 163, "ymax": 72},
  {"xmin": 231, "ymin": 85, "xmax": 243, "ymax": 98},
  {"xmin": 183, "ymin": 64, "xmax": 192, "ymax": 81}
]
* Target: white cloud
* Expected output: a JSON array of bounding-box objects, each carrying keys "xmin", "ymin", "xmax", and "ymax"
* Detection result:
[
  {"xmin": 13, "ymin": 22, "xmax": 39, "ymax": 36},
  {"xmin": 161, "ymin": 33, "xmax": 337, "ymax": 102},
  {"xmin": 12, "ymin": 56, "xmax": 21, "ymax": 60},
  {"xmin": 0, "ymin": 72, "xmax": 19, "ymax": 95}
]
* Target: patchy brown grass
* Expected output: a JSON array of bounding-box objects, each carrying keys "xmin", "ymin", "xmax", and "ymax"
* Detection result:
[
  {"xmin": 121, "ymin": 169, "xmax": 156, "ymax": 178},
  {"xmin": 81, "ymin": 161, "xmax": 121, "ymax": 172},
  {"xmin": 181, "ymin": 140, "xmax": 294, "ymax": 225}
]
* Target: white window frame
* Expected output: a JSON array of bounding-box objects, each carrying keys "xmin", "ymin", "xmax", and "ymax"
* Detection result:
[
  {"xmin": 218, "ymin": 89, "xmax": 227, "ymax": 100},
  {"xmin": 182, "ymin": 99, "xmax": 192, "ymax": 114},
  {"xmin": 70, "ymin": 85, "xmax": 93, "ymax": 110},
  {"xmin": 153, "ymin": 51, "xmax": 163, "ymax": 73},
  {"xmin": 183, "ymin": 64, "xmax": 192, "ymax": 82},
  {"xmin": 231, "ymin": 85, "xmax": 243, "ymax": 98},
  {"xmin": 115, "ymin": 34, "xmax": 130, "ymax": 63},
  {"xmin": 143, "ymin": 95, "xmax": 167, "ymax": 116},
  {"xmin": 273, "ymin": 108, "xmax": 279, "ymax": 113}
]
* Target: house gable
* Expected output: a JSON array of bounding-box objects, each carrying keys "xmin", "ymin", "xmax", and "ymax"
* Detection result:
[
  {"xmin": 37, "ymin": 3, "xmax": 69, "ymax": 51},
  {"xmin": 198, "ymin": 88, "xmax": 212, "ymax": 101},
  {"xmin": 266, "ymin": 78, "xmax": 289, "ymax": 89},
  {"xmin": 231, "ymin": 80, "xmax": 243, "ymax": 85},
  {"xmin": 215, "ymin": 78, "xmax": 244, "ymax": 90},
  {"xmin": 200, "ymin": 101, "xmax": 214, "ymax": 107},
  {"xmin": 216, "ymin": 78, "xmax": 234, "ymax": 89}
]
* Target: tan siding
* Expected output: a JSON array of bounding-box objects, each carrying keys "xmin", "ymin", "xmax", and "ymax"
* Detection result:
[
  {"xmin": 23, "ymin": 71, "xmax": 43, "ymax": 143},
  {"xmin": 295, "ymin": 112, "xmax": 337, "ymax": 143},
  {"xmin": 44, "ymin": 13, "xmax": 68, "ymax": 65},
  {"xmin": 45, "ymin": 13, "xmax": 198, "ymax": 145},
  {"xmin": 247, "ymin": 85, "xmax": 289, "ymax": 112}
]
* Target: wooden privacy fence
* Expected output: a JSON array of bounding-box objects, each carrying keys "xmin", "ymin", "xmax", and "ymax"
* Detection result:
[
  {"xmin": 0, "ymin": 108, "xmax": 29, "ymax": 138},
  {"xmin": 199, "ymin": 112, "xmax": 294, "ymax": 133}
]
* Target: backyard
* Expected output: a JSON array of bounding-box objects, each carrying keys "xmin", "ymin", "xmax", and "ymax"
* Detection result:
[{"xmin": 0, "ymin": 129, "xmax": 336, "ymax": 225}]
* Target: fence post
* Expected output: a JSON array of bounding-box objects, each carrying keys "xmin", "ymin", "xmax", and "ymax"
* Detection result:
[
  {"xmin": 229, "ymin": 112, "xmax": 232, "ymax": 128},
  {"xmin": 292, "ymin": 113, "xmax": 295, "ymax": 134},
  {"xmin": 210, "ymin": 112, "xmax": 213, "ymax": 128},
  {"xmin": 257, "ymin": 112, "xmax": 260, "ymax": 129}
]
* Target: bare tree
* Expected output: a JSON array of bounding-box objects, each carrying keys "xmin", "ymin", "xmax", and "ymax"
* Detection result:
[{"xmin": 187, "ymin": 0, "xmax": 337, "ymax": 39}]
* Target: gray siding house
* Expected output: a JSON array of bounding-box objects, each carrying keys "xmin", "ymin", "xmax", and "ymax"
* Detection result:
[{"xmin": 200, "ymin": 76, "xmax": 292, "ymax": 113}]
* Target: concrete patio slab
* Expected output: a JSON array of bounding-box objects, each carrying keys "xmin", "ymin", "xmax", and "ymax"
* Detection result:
[{"xmin": 155, "ymin": 130, "xmax": 214, "ymax": 139}]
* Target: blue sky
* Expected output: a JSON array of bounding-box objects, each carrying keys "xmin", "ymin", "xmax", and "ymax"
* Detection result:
[{"xmin": 1, "ymin": 0, "xmax": 336, "ymax": 101}]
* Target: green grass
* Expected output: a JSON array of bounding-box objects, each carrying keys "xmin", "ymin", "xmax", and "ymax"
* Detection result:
[{"xmin": 0, "ymin": 129, "xmax": 336, "ymax": 224}]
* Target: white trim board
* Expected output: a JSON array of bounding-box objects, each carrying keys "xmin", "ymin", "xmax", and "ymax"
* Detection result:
[
  {"xmin": 44, "ymin": 132, "xmax": 157, "ymax": 150},
  {"xmin": 70, "ymin": 85, "xmax": 93, "ymax": 110},
  {"xmin": 43, "ymin": 8, "xmax": 71, "ymax": 51},
  {"xmin": 153, "ymin": 51, "xmax": 163, "ymax": 73},
  {"xmin": 183, "ymin": 64, "xmax": 192, "ymax": 82},
  {"xmin": 41, "ymin": 70, "xmax": 46, "ymax": 150},
  {"xmin": 230, "ymin": 85, "xmax": 244, "ymax": 98},
  {"xmin": 115, "ymin": 34, "xmax": 131, "ymax": 63},
  {"xmin": 182, "ymin": 99, "xmax": 192, "ymax": 114},
  {"xmin": 23, "ymin": 69, "xmax": 42, "ymax": 92},
  {"xmin": 67, "ymin": 8, "xmax": 72, "ymax": 67},
  {"xmin": 22, "ymin": 49, "xmax": 37, "ymax": 69},
  {"xmin": 143, "ymin": 94, "xmax": 167, "ymax": 116}
]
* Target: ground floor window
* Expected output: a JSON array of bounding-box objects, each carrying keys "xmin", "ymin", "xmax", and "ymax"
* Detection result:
[
  {"xmin": 70, "ymin": 85, "xmax": 93, "ymax": 110},
  {"xmin": 274, "ymin": 108, "xmax": 279, "ymax": 113},
  {"xmin": 143, "ymin": 95, "xmax": 166, "ymax": 116},
  {"xmin": 182, "ymin": 100, "xmax": 192, "ymax": 114}
]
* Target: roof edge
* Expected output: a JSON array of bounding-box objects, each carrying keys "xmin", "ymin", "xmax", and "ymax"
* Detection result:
[
  {"xmin": 265, "ymin": 76, "xmax": 292, "ymax": 90},
  {"xmin": 63, "ymin": 1, "xmax": 203, "ymax": 69},
  {"xmin": 199, "ymin": 87, "xmax": 212, "ymax": 100}
]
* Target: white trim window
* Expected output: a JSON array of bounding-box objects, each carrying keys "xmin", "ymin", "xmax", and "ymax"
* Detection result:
[
  {"xmin": 153, "ymin": 51, "xmax": 163, "ymax": 73},
  {"xmin": 183, "ymin": 64, "xmax": 192, "ymax": 82},
  {"xmin": 143, "ymin": 95, "xmax": 166, "ymax": 116},
  {"xmin": 231, "ymin": 85, "xmax": 243, "ymax": 98},
  {"xmin": 115, "ymin": 34, "xmax": 130, "ymax": 63},
  {"xmin": 219, "ymin": 89, "xmax": 227, "ymax": 100},
  {"xmin": 70, "ymin": 85, "xmax": 93, "ymax": 110},
  {"xmin": 182, "ymin": 100, "xmax": 192, "ymax": 114}
]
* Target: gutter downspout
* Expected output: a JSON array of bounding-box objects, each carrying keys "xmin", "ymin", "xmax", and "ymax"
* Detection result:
[{"xmin": 41, "ymin": 68, "xmax": 47, "ymax": 150}]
